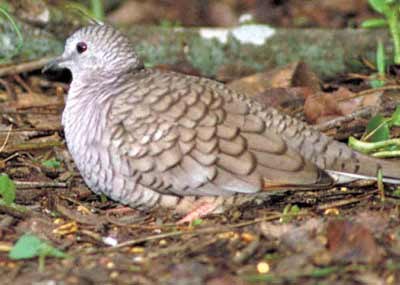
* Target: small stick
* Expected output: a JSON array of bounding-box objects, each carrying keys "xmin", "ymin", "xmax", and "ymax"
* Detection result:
[
  {"xmin": 13, "ymin": 74, "xmax": 33, "ymax": 94},
  {"xmin": 0, "ymin": 57, "xmax": 54, "ymax": 77},
  {"xmin": 316, "ymin": 107, "xmax": 373, "ymax": 132},
  {"xmin": 233, "ymin": 236, "xmax": 260, "ymax": 264},
  {"xmin": 0, "ymin": 128, "xmax": 60, "ymax": 133},
  {"xmin": 377, "ymin": 169, "xmax": 385, "ymax": 202},
  {"xmin": 106, "ymin": 213, "xmax": 294, "ymax": 251},
  {"xmin": 0, "ymin": 78, "xmax": 14, "ymax": 99},
  {"xmin": 316, "ymin": 192, "xmax": 375, "ymax": 211},
  {"xmin": 0, "ymin": 200, "xmax": 31, "ymax": 219},
  {"xmin": 15, "ymin": 180, "xmax": 68, "ymax": 189},
  {"xmin": 55, "ymin": 203, "xmax": 101, "ymax": 225},
  {"xmin": 0, "ymin": 125, "xmax": 12, "ymax": 153},
  {"xmin": 2, "ymin": 141, "xmax": 63, "ymax": 153}
]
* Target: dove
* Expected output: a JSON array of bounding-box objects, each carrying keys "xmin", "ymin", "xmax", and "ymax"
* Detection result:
[{"xmin": 45, "ymin": 24, "xmax": 400, "ymax": 223}]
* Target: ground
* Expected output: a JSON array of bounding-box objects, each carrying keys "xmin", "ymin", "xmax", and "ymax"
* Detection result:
[
  {"xmin": 0, "ymin": 62, "xmax": 399, "ymax": 285},
  {"xmin": 1, "ymin": 1, "xmax": 400, "ymax": 284}
]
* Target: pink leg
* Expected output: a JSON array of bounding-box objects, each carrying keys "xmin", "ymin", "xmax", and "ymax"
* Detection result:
[{"xmin": 176, "ymin": 201, "xmax": 220, "ymax": 225}]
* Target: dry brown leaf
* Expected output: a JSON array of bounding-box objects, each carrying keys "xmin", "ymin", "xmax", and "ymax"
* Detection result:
[
  {"xmin": 304, "ymin": 87, "xmax": 382, "ymax": 124},
  {"xmin": 228, "ymin": 62, "xmax": 320, "ymax": 97},
  {"xmin": 253, "ymin": 87, "xmax": 312, "ymax": 109},
  {"xmin": 326, "ymin": 220, "xmax": 383, "ymax": 264}
]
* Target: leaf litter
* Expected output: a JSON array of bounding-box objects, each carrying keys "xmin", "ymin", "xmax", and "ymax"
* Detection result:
[{"xmin": 0, "ymin": 59, "xmax": 400, "ymax": 284}]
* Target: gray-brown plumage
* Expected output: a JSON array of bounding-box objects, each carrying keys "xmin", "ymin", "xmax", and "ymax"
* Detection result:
[{"xmin": 47, "ymin": 24, "xmax": 400, "ymax": 216}]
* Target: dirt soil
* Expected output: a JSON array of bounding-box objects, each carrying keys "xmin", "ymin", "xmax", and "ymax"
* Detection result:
[
  {"xmin": 0, "ymin": 62, "xmax": 399, "ymax": 285},
  {"xmin": 1, "ymin": 1, "xmax": 400, "ymax": 284}
]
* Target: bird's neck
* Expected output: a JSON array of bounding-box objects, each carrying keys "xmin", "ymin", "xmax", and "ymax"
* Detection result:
[{"xmin": 62, "ymin": 76, "xmax": 116, "ymax": 151}]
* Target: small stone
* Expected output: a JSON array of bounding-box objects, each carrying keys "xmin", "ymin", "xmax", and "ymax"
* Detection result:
[
  {"xmin": 257, "ymin": 262, "xmax": 270, "ymax": 274},
  {"xmin": 106, "ymin": 262, "xmax": 115, "ymax": 269}
]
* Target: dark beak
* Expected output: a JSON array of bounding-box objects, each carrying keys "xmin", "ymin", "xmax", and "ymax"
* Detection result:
[{"xmin": 42, "ymin": 56, "xmax": 65, "ymax": 73}]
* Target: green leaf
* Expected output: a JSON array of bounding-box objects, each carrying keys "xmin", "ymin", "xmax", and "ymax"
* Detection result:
[
  {"xmin": 100, "ymin": 194, "xmax": 108, "ymax": 203},
  {"xmin": 391, "ymin": 105, "xmax": 400, "ymax": 126},
  {"xmin": 263, "ymin": 253, "xmax": 281, "ymax": 261},
  {"xmin": 39, "ymin": 243, "xmax": 68, "ymax": 258},
  {"xmin": 41, "ymin": 159, "xmax": 61, "ymax": 169},
  {"xmin": 309, "ymin": 266, "xmax": 340, "ymax": 278},
  {"xmin": 377, "ymin": 40, "xmax": 386, "ymax": 75},
  {"xmin": 191, "ymin": 218, "xmax": 203, "ymax": 226},
  {"xmin": 280, "ymin": 204, "xmax": 301, "ymax": 223},
  {"xmin": 0, "ymin": 174, "xmax": 16, "ymax": 205},
  {"xmin": 9, "ymin": 234, "xmax": 67, "ymax": 260},
  {"xmin": 9, "ymin": 234, "xmax": 42, "ymax": 260},
  {"xmin": 369, "ymin": 79, "xmax": 385, "ymax": 88},
  {"xmin": 368, "ymin": 0, "xmax": 388, "ymax": 14},
  {"xmin": 364, "ymin": 114, "xmax": 390, "ymax": 142},
  {"xmin": 159, "ymin": 19, "xmax": 182, "ymax": 29},
  {"xmin": 361, "ymin": 18, "xmax": 388, "ymax": 28}
]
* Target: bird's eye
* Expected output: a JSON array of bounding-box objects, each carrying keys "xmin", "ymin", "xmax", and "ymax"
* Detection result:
[{"xmin": 76, "ymin": 42, "xmax": 87, "ymax": 54}]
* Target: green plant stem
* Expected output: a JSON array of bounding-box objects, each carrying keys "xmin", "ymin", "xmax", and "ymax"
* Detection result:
[
  {"xmin": 0, "ymin": 7, "xmax": 23, "ymax": 56},
  {"xmin": 348, "ymin": 137, "xmax": 400, "ymax": 153},
  {"xmin": 38, "ymin": 254, "xmax": 45, "ymax": 273},
  {"xmin": 388, "ymin": 8, "xmax": 400, "ymax": 64},
  {"xmin": 377, "ymin": 169, "xmax": 385, "ymax": 202},
  {"xmin": 0, "ymin": 199, "xmax": 29, "ymax": 213},
  {"xmin": 373, "ymin": 150, "xmax": 400, "ymax": 158},
  {"xmin": 377, "ymin": 40, "xmax": 386, "ymax": 76},
  {"xmin": 90, "ymin": 0, "xmax": 104, "ymax": 21}
]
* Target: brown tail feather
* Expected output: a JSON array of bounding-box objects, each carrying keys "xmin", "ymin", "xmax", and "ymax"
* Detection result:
[{"xmin": 262, "ymin": 168, "xmax": 334, "ymax": 191}]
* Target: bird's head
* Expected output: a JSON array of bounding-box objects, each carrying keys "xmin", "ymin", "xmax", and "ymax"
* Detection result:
[{"xmin": 44, "ymin": 25, "xmax": 143, "ymax": 79}]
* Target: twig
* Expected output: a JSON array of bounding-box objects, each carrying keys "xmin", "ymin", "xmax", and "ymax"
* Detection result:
[
  {"xmin": 233, "ymin": 236, "xmax": 260, "ymax": 264},
  {"xmin": 105, "ymin": 211, "xmax": 150, "ymax": 227},
  {"xmin": 0, "ymin": 216, "xmax": 14, "ymax": 228},
  {"xmin": 377, "ymin": 169, "xmax": 385, "ymax": 202},
  {"xmin": 147, "ymin": 242, "xmax": 195, "ymax": 258},
  {"xmin": 0, "ymin": 125, "xmax": 12, "ymax": 153},
  {"xmin": 316, "ymin": 192, "xmax": 376, "ymax": 211},
  {"xmin": 336, "ymin": 85, "xmax": 400, "ymax": 103},
  {"xmin": 13, "ymin": 74, "xmax": 33, "ymax": 94},
  {"xmin": 316, "ymin": 107, "xmax": 373, "ymax": 132},
  {"xmin": 0, "ymin": 57, "xmax": 54, "ymax": 77},
  {"xmin": 106, "ymin": 213, "xmax": 289, "ymax": 251},
  {"xmin": 2, "ymin": 141, "xmax": 63, "ymax": 153},
  {"xmin": 55, "ymin": 203, "xmax": 101, "ymax": 226},
  {"xmin": 0, "ymin": 128, "xmax": 60, "ymax": 133},
  {"xmin": 0, "ymin": 78, "xmax": 15, "ymax": 99},
  {"xmin": 15, "ymin": 180, "xmax": 68, "ymax": 189},
  {"xmin": 0, "ymin": 200, "xmax": 31, "ymax": 219}
]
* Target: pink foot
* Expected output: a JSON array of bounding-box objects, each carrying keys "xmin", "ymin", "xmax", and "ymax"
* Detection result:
[{"xmin": 176, "ymin": 202, "xmax": 219, "ymax": 225}]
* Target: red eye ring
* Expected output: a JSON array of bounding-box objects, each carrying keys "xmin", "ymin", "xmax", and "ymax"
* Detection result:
[{"xmin": 76, "ymin": 42, "xmax": 87, "ymax": 54}]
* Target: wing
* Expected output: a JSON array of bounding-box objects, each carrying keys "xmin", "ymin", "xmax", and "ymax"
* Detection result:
[{"xmin": 108, "ymin": 70, "xmax": 333, "ymax": 197}]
